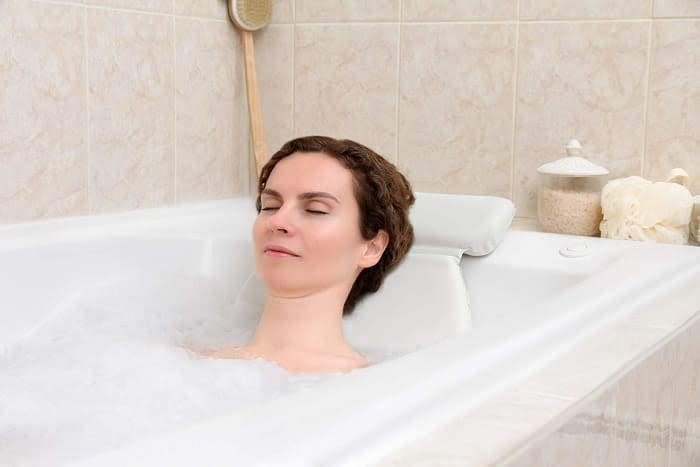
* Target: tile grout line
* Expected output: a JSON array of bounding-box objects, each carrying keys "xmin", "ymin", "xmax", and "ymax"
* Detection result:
[
  {"xmin": 37, "ymin": 0, "xmax": 231, "ymax": 22},
  {"xmin": 172, "ymin": 12, "xmax": 178, "ymax": 204},
  {"xmin": 394, "ymin": 0, "xmax": 402, "ymax": 166},
  {"xmin": 83, "ymin": 5, "xmax": 91, "ymax": 214},
  {"xmin": 32, "ymin": 0, "xmax": 83, "ymax": 5},
  {"xmin": 640, "ymin": 19, "xmax": 654, "ymax": 179},
  {"xmin": 509, "ymin": 0, "xmax": 521, "ymax": 202},
  {"xmin": 253, "ymin": 18, "xmax": 697, "ymax": 25}
]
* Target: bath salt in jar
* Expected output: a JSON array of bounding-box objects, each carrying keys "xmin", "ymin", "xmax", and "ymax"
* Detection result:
[{"xmin": 536, "ymin": 139, "xmax": 609, "ymax": 236}]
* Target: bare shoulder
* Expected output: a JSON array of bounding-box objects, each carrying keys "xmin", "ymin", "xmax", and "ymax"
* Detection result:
[
  {"xmin": 288, "ymin": 350, "xmax": 373, "ymax": 374},
  {"xmin": 332, "ymin": 353, "xmax": 373, "ymax": 370},
  {"xmin": 186, "ymin": 346, "xmax": 256, "ymax": 360},
  {"xmin": 186, "ymin": 345, "xmax": 372, "ymax": 373}
]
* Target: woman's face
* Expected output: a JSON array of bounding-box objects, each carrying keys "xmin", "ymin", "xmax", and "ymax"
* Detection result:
[{"xmin": 253, "ymin": 151, "xmax": 382, "ymax": 298}]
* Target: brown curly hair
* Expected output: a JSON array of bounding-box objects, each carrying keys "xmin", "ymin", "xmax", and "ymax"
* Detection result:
[{"xmin": 256, "ymin": 136, "xmax": 415, "ymax": 315}]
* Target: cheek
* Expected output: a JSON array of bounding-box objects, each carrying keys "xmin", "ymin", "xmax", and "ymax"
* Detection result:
[
  {"xmin": 309, "ymin": 224, "xmax": 364, "ymax": 265},
  {"xmin": 252, "ymin": 216, "xmax": 265, "ymax": 244}
]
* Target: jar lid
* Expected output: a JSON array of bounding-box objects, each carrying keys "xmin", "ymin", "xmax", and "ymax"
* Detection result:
[{"xmin": 537, "ymin": 139, "xmax": 610, "ymax": 176}]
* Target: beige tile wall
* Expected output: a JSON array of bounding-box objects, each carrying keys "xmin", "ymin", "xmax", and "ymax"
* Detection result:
[
  {"xmin": 1, "ymin": 0, "xmax": 699, "ymax": 224},
  {"xmin": 0, "ymin": 0, "xmax": 248, "ymax": 224},
  {"xmin": 174, "ymin": 17, "xmax": 246, "ymax": 203},
  {"xmin": 294, "ymin": 24, "xmax": 400, "ymax": 161},
  {"xmin": 514, "ymin": 21, "xmax": 649, "ymax": 216},
  {"xmin": 0, "ymin": 1, "xmax": 88, "ymax": 223},
  {"xmin": 399, "ymin": 22, "xmax": 515, "ymax": 196},
  {"xmin": 87, "ymin": 8, "xmax": 175, "ymax": 212},
  {"xmin": 264, "ymin": 0, "xmax": 700, "ymax": 218}
]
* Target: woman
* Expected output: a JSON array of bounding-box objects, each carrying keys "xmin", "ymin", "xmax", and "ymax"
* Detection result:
[{"xmin": 195, "ymin": 136, "xmax": 414, "ymax": 373}]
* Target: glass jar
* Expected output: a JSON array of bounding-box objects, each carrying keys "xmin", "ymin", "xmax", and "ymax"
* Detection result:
[{"xmin": 536, "ymin": 139, "xmax": 609, "ymax": 236}]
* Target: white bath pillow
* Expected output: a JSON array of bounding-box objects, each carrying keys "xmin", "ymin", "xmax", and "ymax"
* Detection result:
[
  {"xmin": 344, "ymin": 252, "xmax": 470, "ymax": 355},
  {"xmin": 411, "ymin": 192, "xmax": 515, "ymax": 256},
  {"xmin": 231, "ymin": 252, "xmax": 470, "ymax": 356}
]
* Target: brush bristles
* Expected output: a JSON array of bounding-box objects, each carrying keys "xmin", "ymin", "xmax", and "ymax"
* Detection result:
[{"xmin": 229, "ymin": 0, "xmax": 272, "ymax": 31}]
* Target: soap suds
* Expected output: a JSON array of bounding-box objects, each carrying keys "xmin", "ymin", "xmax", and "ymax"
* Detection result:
[{"xmin": 0, "ymin": 275, "xmax": 362, "ymax": 466}]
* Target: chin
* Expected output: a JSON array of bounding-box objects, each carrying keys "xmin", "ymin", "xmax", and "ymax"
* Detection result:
[{"xmin": 258, "ymin": 270, "xmax": 306, "ymax": 295}]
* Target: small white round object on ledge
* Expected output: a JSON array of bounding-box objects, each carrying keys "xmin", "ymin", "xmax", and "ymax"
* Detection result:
[{"xmin": 559, "ymin": 241, "xmax": 592, "ymax": 258}]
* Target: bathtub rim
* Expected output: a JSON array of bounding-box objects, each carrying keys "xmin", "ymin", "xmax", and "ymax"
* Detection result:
[{"xmin": 0, "ymin": 198, "xmax": 257, "ymax": 253}]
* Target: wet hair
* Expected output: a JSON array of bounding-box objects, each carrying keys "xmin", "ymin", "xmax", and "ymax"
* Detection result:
[{"xmin": 256, "ymin": 136, "xmax": 415, "ymax": 315}]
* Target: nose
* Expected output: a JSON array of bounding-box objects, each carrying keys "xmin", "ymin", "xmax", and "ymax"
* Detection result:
[{"xmin": 266, "ymin": 206, "xmax": 294, "ymax": 234}]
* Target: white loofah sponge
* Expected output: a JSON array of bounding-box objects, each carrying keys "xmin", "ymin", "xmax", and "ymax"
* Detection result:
[{"xmin": 600, "ymin": 174, "xmax": 693, "ymax": 244}]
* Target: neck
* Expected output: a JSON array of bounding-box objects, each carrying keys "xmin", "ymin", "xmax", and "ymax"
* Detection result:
[{"xmin": 248, "ymin": 285, "xmax": 354, "ymax": 356}]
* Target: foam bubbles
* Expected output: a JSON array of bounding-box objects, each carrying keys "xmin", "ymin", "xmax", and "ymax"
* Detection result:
[{"xmin": 0, "ymin": 274, "xmax": 328, "ymax": 466}]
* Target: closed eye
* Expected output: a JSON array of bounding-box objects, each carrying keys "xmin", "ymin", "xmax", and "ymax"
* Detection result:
[
  {"xmin": 306, "ymin": 209, "xmax": 328, "ymax": 215},
  {"xmin": 260, "ymin": 207, "xmax": 279, "ymax": 212}
]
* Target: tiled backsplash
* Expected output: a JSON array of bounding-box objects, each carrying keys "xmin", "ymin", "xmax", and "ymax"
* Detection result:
[
  {"xmin": 1, "ymin": 0, "xmax": 698, "ymax": 224},
  {"xmin": 1, "ymin": 0, "xmax": 248, "ymax": 223}
]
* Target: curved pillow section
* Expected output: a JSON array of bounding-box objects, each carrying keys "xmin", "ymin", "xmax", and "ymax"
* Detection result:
[
  {"xmin": 411, "ymin": 192, "xmax": 515, "ymax": 257},
  {"xmin": 344, "ymin": 253, "xmax": 470, "ymax": 355}
]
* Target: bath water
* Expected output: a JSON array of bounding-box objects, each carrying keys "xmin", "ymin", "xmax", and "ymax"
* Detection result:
[{"xmin": 0, "ymin": 274, "xmax": 379, "ymax": 466}]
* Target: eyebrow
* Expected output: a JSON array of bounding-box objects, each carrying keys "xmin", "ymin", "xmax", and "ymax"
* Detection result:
[{"xmin": 261, "ymin": 188, "xmax": 340, "ymax": 203}]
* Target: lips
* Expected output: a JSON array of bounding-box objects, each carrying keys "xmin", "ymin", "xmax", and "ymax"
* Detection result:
[{"xmin": 263, "ymin": 244, "xmax": 300, "ymax": 257}]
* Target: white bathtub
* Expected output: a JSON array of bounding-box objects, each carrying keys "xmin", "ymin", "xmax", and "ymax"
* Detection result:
[{"xmin": 2, "ymin": 198, "xmax": 699, "ymax": 467}]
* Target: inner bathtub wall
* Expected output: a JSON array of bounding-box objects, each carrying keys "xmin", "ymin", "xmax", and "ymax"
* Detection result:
[{"xmin": 2, "ymin": 0, "xmax": 699, "ymax": 225}]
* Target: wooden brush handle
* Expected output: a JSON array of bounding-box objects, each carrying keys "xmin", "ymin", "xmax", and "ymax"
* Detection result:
[{"xmin": 241, "ymin": 30, "xmax": 268, "ymax": 177}]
